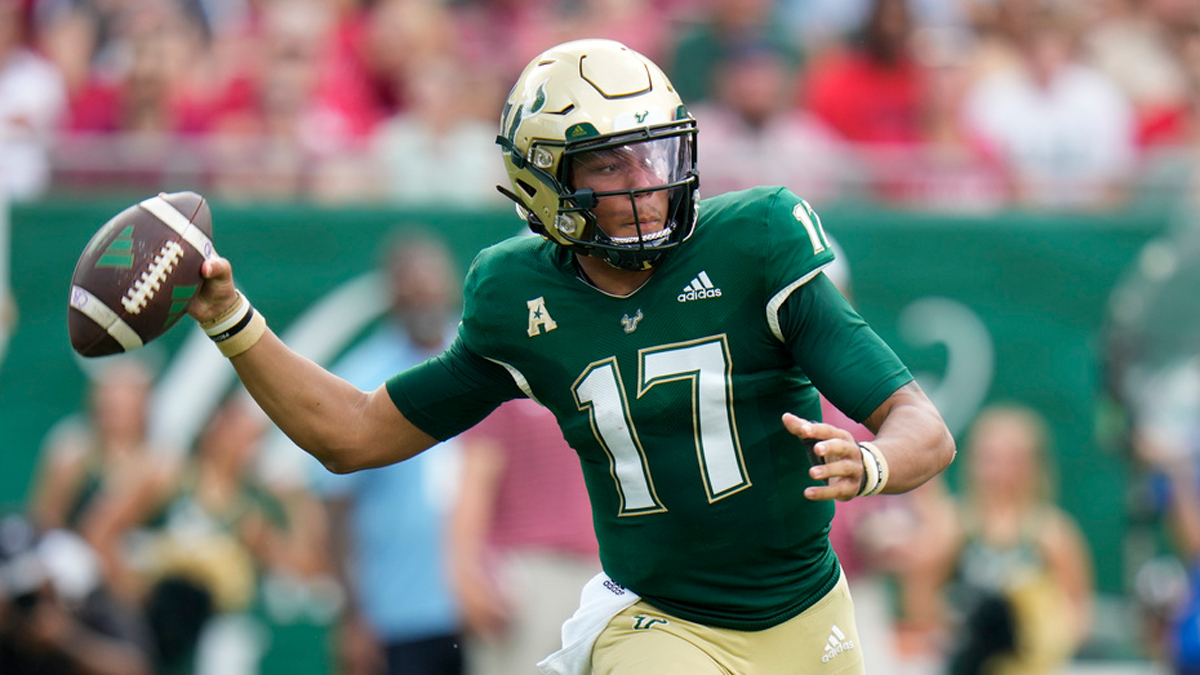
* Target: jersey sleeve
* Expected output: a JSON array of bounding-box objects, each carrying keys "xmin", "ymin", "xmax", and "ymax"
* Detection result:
[
  {"xmin": 385, "ymin": 331, "xmax": 524, "ymax": 441},
  {"xmin": 780, "ymin": 272, "xmax": 913, "ymax": 423},
  {"xmin": 763, "ymin": 189, "xmax": 837, "ymax": 298}
]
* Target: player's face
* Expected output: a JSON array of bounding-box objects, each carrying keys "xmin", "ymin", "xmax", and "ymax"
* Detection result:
[{"xmin": 568, "ymin": 138, "xmax": 677, "ymax": 243}]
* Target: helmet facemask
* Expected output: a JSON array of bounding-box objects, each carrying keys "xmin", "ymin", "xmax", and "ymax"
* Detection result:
[{"xmin": 558, "ymin": 125, "xmax": 698, "ymax": 271}]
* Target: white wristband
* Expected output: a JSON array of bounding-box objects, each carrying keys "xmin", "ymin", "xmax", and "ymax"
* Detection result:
[
  {"xmin": 202, "ymin": 291, "xmax": 250, "ymax": 338},
  {"xmin": 857, "ymin": 441, "xmax": 889, "ymax": 497},
  {"xmin": 200, "ymin": 292, "xmax": 267, "ymax": 358}
]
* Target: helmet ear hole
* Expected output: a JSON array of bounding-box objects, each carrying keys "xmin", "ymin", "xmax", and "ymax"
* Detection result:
[{"xmin": 516, "ymin": 179, "xmax": 538, "ymax": 199}]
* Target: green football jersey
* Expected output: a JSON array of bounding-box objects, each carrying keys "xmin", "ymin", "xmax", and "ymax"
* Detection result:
[{"xmin": 388, "ymin": 186, "xmax": 912, "ymax": 630}]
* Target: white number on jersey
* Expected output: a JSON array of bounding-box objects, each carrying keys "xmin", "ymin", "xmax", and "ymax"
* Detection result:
[{"xmin": 572, "ymin": 335, "xmax": 750, "ymax": 516}]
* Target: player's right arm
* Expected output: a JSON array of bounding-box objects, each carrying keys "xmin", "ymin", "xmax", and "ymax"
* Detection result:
[{"xmin": 190, "ymin": 257, "xmax": 437, "ymax": 473}]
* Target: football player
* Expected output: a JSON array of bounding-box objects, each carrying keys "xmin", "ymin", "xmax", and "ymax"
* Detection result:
[{"xmin": 188, "ymin": 39, "xmax": 956, "ymax": 675}]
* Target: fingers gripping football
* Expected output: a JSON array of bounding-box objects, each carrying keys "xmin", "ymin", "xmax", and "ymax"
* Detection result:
[
  {"xmin": 188, "ymin": 257, "xmax": 241, "ymax": 324},
  {"xmin": 781, "ymin": 413, "xmax": 865, "ymax": 501}
]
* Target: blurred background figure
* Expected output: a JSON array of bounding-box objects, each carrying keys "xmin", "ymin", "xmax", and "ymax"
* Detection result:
[
  {"xmin": 959, "ymin": 3, "xmax": 1137, "ymax": 211},
  {"xmin": 1129, "ymin": 357, "xmax": 1200, "ymax": 675},
  {"xmin": 28, "ymin": 357, "xmax": 180, "ymax": 600},
  {"xmin": 805, "ymin": 0, "xmax": 926, "ymax": 146},
  {"xmin": 307, "ymin": 228, "xmax": 465, "ymax": 675},
  {"xmin": 353, "ymin": 0, "xmax": 460, "ymax": 121},
  {"xmin": 0, "ymin": 512, "xmax": 153, "ymax": 675},
  {"xmin": 886, "ymin": 23, "xmax": 1011, "ymax": 211},
  {"xmin": 689, "ymin": 39, "xmax": 848, "ymax": 204},
  {"xmin": 1083, "ymin": 0, "xmax": 1199, "ymax": 150},
  {"xmin": 137, "ymin": 393, "xmax": 334, "ymax": 675},
  {"xmin": 913, "ymin": 403, "xmax": 1095, "ymax": 675},
  {"xmin": 666, "ymin": 0, "xmax": 800, "ymax": 106},
  {"xmin": 449, "ymin": 397, "xmax": 600, "ymax": 675},
  {"xmin": 205, "ymin": 0, "xmax": 373, "ymax": 202},
  {"xmin": 780, "ymin": 0, "xmax": 970, "ymax": 60},
  {"xmin": 1081, "ymin": 0, "xmax": 1200, "ymax": 202},
  {"xmin": 370, "ymin": 52, "xmax": 506, "ymax": 207},
  {"xmin": 1134, "ymin": 418, "xmax": 1200, "ymax": 675},
  {"xmin": 0, "ymin": 0, "xmax": 67, "ymax": 200},
  {"xmin": 448, "ymin": 0, "xmax": 562, "ymax": 90},
  {"xmin": 58, "ymin": 0, "xmax": 211, "ymax": 192},
  {"xmin": 803, "ymin": 0, "xmax": 929, "ymax": 200},
  {"xmin": 550, "ymin": 0, "xmax": 672, "ymax": 65}
]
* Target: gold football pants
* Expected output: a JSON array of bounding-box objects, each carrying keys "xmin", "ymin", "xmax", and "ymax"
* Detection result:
[{"xmin": 592, "ymin": 571, "xmax": 865, "ymax": 674}]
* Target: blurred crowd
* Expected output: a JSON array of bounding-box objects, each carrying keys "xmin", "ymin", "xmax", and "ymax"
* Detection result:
[
  {"xmin": 8, "ymin": 1, "xmax": 1200, "ymax": 674},
  {"xmin": 5, "ymin": 0, "xmax": 1200, "ymax": 209},
  {"xmin": 3, "ymin": 226, "xmax": 1197, "ymax": 675}
]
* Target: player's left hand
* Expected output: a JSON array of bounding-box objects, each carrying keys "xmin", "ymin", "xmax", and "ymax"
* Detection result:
[{"xmin": 782, "ymin": 413, "xmax": 863, "ymax": 501}]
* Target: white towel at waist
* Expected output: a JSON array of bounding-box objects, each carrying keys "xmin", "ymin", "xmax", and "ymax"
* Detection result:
[{"xmin": 537, "ymin": 572, "xmax": 640, "ymax": 675}]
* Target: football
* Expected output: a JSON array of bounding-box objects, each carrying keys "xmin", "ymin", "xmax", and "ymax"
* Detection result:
[{"xmin": 69, "ymin": 191, "xmax": 216, "ymax": 357}]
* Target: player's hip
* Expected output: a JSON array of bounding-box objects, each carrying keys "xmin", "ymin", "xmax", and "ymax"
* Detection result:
[{"xmin": 592, "ymin": 570, "xmax": 864, "ymax": 675}]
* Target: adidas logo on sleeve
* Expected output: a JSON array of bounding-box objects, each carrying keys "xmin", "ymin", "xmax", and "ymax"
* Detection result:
[{"xmin": 678, "ymin": 271, "xmax": 722, "ymax": 302}]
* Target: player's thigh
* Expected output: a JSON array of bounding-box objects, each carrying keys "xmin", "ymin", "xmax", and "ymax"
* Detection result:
[
  {"xmin": 592, "ymin": 604, "xmax": 728, "ymax": 675},
  {"xmin": 592, "ymin": 573, "xmax": 865, "ymax": 675},
  {"xmin": 748, "ymin": 573, "xmax": 865, "ymax": 674}
]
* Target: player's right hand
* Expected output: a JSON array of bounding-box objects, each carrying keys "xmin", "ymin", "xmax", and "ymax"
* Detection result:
[{"xmin": 187, "ymin": 256, "xmax": 240, "ymax": 324}]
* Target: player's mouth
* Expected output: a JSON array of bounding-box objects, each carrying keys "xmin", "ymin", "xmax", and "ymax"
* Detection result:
[{"xmin": 609, "ymin": 225, "xmax": 671, "ymax": 246}]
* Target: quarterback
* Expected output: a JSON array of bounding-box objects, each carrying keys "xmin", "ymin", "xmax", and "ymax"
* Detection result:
[{"xmin": 188, "ymin": 40, "xmax": 955, "ymax": 674}]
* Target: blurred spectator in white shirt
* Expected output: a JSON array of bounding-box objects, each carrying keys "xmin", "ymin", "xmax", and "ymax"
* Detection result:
[
  {"xmin": 1083, "ymin": 0, "xmax": 1196, "ymax": 149},
  {"xmin": 0, "ymin": 0, "xmax": 67, "ymax": 200},
  {"xmin": 370, "ymin": 54, "xmax": 506, "ymax": 207},
  {"xmin": 960, "ymin": 5, "xmax": 1137, "ymax": 210}
]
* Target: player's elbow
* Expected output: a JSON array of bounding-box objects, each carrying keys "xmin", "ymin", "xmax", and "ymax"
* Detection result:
[
  {"xmin": 303, "ymin": 434, "xmax": 378, "ymax": 475},
  {"xmin": 931, "ymin": 423, "xmax": 957, "ymax": 476},
  {"xmin": 310, "ymin": 428, "xmax": 422, "ymax": 475},
  {"xmin": 312, "ymin": 441, "xmax": 383, "ymax": 474},
  {"xmin": 318, "ymin": 454, "xmax": 362, "ymax": 475}
]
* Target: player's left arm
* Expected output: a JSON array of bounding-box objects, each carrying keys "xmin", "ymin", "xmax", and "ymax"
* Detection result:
[
  {"xmin": 764, "ymin": 191, "xmax": 954, "ymax": 499},
  {"xmin": 775, "ymin": 270, "xmax": 955, "ymax": 501}
]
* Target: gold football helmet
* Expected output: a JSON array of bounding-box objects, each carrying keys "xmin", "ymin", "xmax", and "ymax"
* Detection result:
[{"xmin": 497, "ymin": 39, "xmax": 699, "ymax": 271}]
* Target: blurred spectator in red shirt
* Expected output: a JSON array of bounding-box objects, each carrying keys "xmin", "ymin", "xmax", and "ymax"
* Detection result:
[
  {"xmin": 63, "ymin": 0, "xmax": 210, "ymax": 135},
  {"xmin": 450, "ymin": 0, "xmax": 562, "ymax": 87},
  {"xmin": 552, "ymin": 0, "xmax": 672, "ymax": 65},
  {"xmin": 36, "ymin": 0, "xmax": 134, "ymax": 96},
  {"xmin": 805, "ymin": 0, "xmax": 926, "ymax": 145},
  {"xmin": 345, "ymin": 0, "xmax": 460, "ymax": 122},
  {"xmin": 881, "ymin": 26, "xmax": 1012, "ymax": 211},
  {"xmin": 204, "ymin": 0, "xmax": 374, "ymax": 201}
]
